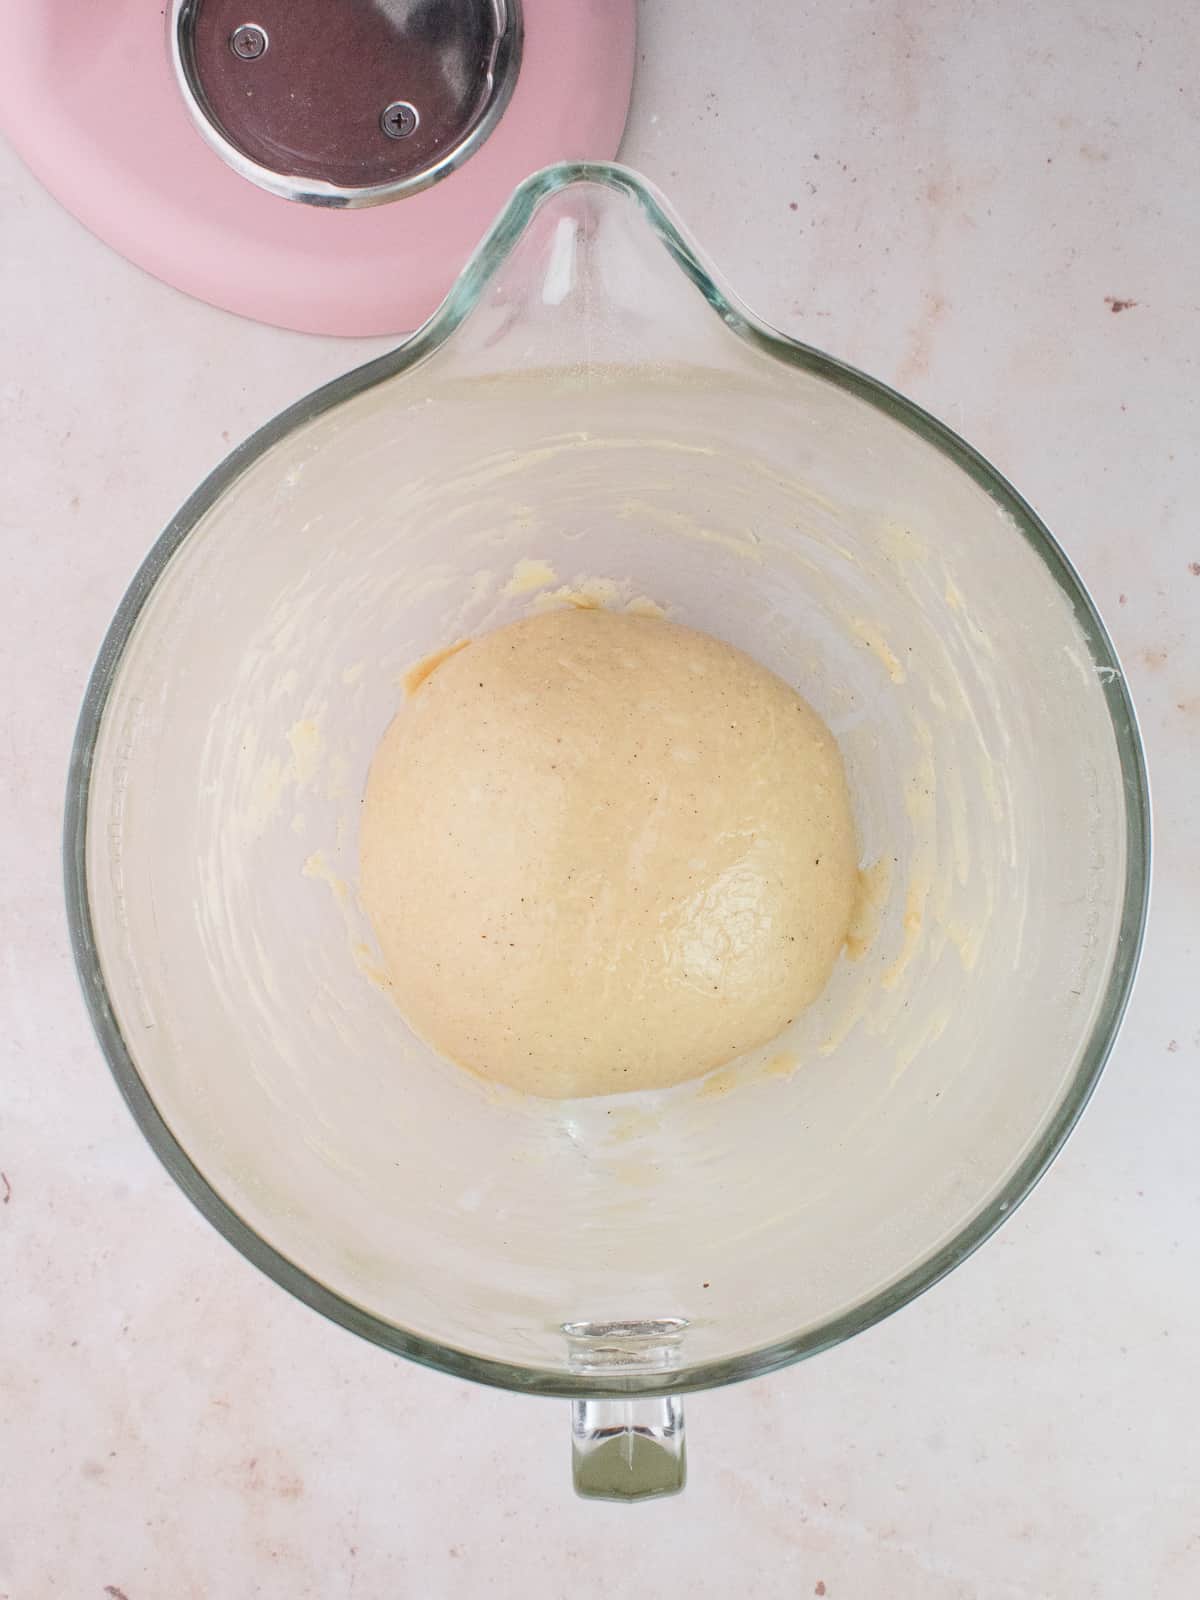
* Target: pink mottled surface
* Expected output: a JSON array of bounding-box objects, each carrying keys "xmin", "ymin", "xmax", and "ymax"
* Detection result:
[{"xmin": 2, "ymin": 2, "xmax": 1198, "ymax": 1595}]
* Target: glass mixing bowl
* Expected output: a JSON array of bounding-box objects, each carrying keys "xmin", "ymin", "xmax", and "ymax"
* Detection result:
[{"xmin": 65, "ymin": 164, "xmax": 1149, "ymax": 1500}]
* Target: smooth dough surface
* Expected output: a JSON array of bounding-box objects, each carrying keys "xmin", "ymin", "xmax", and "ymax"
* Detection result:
[{"xmin": 360, "ymin": 608, "xmax": 857, "ymax": 1098}]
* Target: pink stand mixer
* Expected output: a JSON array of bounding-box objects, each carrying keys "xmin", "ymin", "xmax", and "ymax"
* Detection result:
[{"xmin": 0, "ymin": 0, "xmax": 636, "ymax": 334}]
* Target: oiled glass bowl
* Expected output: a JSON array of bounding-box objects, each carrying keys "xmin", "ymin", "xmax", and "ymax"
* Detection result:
[{"xmin": 66, "ymin": 166, "xmax": 1148, "ymax": 1429}]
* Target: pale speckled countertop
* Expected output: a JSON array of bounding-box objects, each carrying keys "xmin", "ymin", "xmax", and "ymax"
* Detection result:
[{"xmin": 3, "ymin": 2, "xmax": 1199, "ymax": 1595}]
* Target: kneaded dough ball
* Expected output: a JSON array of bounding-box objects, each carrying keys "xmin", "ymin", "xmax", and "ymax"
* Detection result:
[{"xmin": 360, "ymin": 608, "xmax": 857, "ymax": 1098}]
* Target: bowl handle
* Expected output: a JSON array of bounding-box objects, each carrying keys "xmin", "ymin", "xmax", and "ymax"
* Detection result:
[{"xmin": 570, "ymin": 1396, "xmax": 686, "ymax": 1502}]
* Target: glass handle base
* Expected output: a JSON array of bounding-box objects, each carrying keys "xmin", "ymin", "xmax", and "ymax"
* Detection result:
[{"xmin": 570, "ymin": 1396, "xmax": 686, "ymax": 1502}]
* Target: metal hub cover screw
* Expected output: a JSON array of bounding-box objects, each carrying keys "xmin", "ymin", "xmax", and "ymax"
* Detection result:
[
  {"xmin": 229, "ymin": 23, "xmax": 268, "ymax": 60},
  {"xmin": 380, "ymin": 101, "xmax": 419, "ymax": 139}
]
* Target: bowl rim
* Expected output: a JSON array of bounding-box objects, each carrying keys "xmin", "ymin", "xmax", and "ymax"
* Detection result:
[{"xmin": 64, "ymin": 161, "xmax": 1152, "ymax": 1399}]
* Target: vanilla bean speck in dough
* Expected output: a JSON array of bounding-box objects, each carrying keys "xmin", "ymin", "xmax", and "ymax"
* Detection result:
[{"xmin": 360, "ymin": 608, "xmax": 857, "ymax": 1098}]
